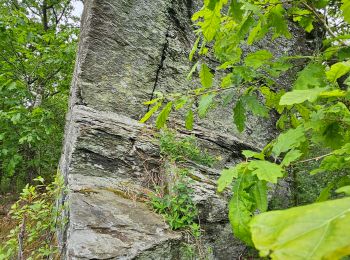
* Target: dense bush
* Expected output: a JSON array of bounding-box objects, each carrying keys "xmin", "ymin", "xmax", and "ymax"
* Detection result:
[{"xmin": 0, "ymin": 0, "xmax": 79, "ymax": 192}]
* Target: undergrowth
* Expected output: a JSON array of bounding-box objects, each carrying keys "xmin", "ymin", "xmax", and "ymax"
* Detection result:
[
  {"xmin": 0, "ymin": 174, "xmax": 66, "ymax": 260},
  {"xmin": 149, "ymin": 130, "xmax": 215, "ymax": 259}
]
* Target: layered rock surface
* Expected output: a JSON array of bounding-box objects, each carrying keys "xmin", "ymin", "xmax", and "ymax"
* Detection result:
[{"xmin": 59, "ymin": 0, "xmax": 311, "ymax": 259}]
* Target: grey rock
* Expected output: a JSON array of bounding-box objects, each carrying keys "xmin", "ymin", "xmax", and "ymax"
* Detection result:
[{"xmin": 59, "ymin": 0, "xmax": 312, "ymax": 259}]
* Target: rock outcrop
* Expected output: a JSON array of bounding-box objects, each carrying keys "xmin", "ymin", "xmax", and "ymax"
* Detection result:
[{"xmin": 59, "ymin": 0, "xmax": 311, "ymax": 259}]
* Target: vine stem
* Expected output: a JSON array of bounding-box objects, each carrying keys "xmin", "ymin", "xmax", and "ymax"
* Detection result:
[{"xmin": 296, "ymin": 152, "xmax": 333, "ymax": 164}]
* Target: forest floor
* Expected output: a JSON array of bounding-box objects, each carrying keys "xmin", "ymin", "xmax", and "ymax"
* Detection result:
[{"xmin": 0, "ymin": 193, "xmax": 18, "ymax": 245}]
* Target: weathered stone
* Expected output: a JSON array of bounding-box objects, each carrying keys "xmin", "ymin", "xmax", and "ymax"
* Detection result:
[{"xmin": 59, "ymin": 0, "xmax": 312, "ymax": 258}]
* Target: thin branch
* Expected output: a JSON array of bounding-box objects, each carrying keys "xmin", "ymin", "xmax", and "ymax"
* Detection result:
[
  {"xmin": 302, "ymin": 2, "xmax": 347, "ymax": 46},
  {"xmin": 295, "ymin": 152, "xmax": 333, "ymax": 164}
]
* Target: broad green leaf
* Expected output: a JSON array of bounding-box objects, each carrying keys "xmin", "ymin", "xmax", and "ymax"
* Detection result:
[
  {"xmin": 194, "ymin": 7, "xmax": 221, "ymax": 41},
  {"xmin": 281, "ymin": 149, "xmax": 302, "ymax": 167},
  {"xmin": 185, "ymin": 109, "xmax": 194, "ymax": 130},
  {"xmin": 279, "ymin": 88, "xmax": 324, "ymax": 105},
  {"xmin": 229, "ymin": 0, "xmax": 244, "ymax": 22},
  {"xmin": 220, "ymin": 73, "xmax": 232, "ymax": 88},
  {"xmin": 233, "ymin": 99, "xmax": 246, "ymax": 132},
  {"xmin": 199, "ymin": 63, "xmax": 214, "ymax": 88},
  {"xmin": 242, "ymin": 94, "xmax": 269, "ymax": 118},
  {"xmin": 326, "ymin": 61, "xmax": 350, "ymax": 83},
  {"xmin": 248, "ymin": 160, "xmax": 284, "ymax": 183},
  {"xmin": 244, "ymin": 50, "xmax": 273, "ymax": 69},
  {"xmin": 156, "ymin": 102, "xmax": 173, "ymax": 129},
  {"xmin": 217, "ymin": 163, "xmax": 244, "ymax": 192},
  {"xmin": 198, "ymin": 94, "xmax": 215, "ymax": 118},
  {"xmin": 251, "ymin": 180, "xmax": 268, "ymax": 212},
  {"xmin": 250, "ymin": 197, "xmax": 350, "ymax": 260},
  {"xmin": 229, "ymin": 170, "xmax": 255, "ymax": 246},
  {"xmin": 294, "ymin": 63, "xmax": 327, "ymax": 90},
  {"xmin": 341, "ymin": 0, "xmax": 350, "ymax": 24},
  {"xmin": 268, "ymin": 4, "xmax": 291, "ymax": 39},
  {"xmin": 336, "ymin": 186, "xmax": 350, "ymax": 195},
  {"xmin": 272, "ymin": 127, "xmax": 306, "ymax": 157},
  {"xmin": 139, "ymin": 101, "xmax": 162, "ymax": 123}
]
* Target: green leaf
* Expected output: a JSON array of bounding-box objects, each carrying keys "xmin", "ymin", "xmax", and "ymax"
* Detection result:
[
  {"xmin": 185, "ymin": 109, "xmax": 194, "ymax": 130},
  {"xmin": 268, "ymin": 4, "xmax": 291, "ymax": 39},
  {"xmin": 242, "ymin": 150, "xmax": 264, "ymax": 160},
  {"xmin": 198, "ymin": 94, "xmax": 215, "ymax": 118},
  {"xmin": 279, "ymin": 88, "xmax": 324, "ymax": 105},
  {"xmin": 251, "ymin": 180, "xmax": 268, "ymax": 212},
  {"xmin": 291, "ymin": 8, "xmax": 314, "ymax": 32},
  {"xmin": 272, "ymin": 127, "xmax": 306, "ymax": 157},
  {"xmin": 326, "ymin": 61, "xmax": 350, "ymax": 84},
  {"xmin": 206, "ymin": 0, "xmax": 219, "ymax": 10},
  {"xmin": 294, "ymin": 63, "xmax": 327, "ymax": 90},
  {"xmin": 199, "ymin": 63, "xmax": 214, "ymax": 88},
  {"xmin": 244, "ymin": 50, "xmax": 273, "ymax": 69},
  {"xmin": 281, "ymin": 149, "xmax": 303, "ymax": 167},
  {"xmin": 341, "ymin": 0, "xmax": 350, "ymax": 24},
  {"xmin": 250, "ymin": 197, "xmax": 350, "ymax": 260},
  {"xmin": 233, "ymin": 99, "xmax": 246, "ymax": 132},
  {"xmin": 217, "ymin": 164, "xmax": 244, "ymax": 192},
  {"xmin": 174, "ymin": 96, "xmax": 188, "ymax": 110},
  {"xmin": 143, "ymin": 98, "xmax": 161, "ymax": 105},
  {"xmin": 194, "ymin": 7, "xmax": 221, "ymax": 41},
  {"xmin": 156, "ymin": 102, "xmax": 173, "ymax": 129},
  {"xmin": 247, "ymin": 160, "xmax": 284, "ymax": 183},
  {"xmin": 336, "ymin": 186, "xmax": 350, "ymax": 195},
  {"xmin": 247, "ymin": 21, "xmax": 268, "ymax": 45},
  {"xmin": 140, "ymin": 101, "xmax": 162, "ymax": 123},
  {"xmin": 189, "ymin": 37, "xmax": 200, "ymax": 61},
  {"xmin": 317, "ymin": 182, "xmax": 336, "ymax": 202},
  {"xmin": 242, "ymin": 94, "xmax": 269, "ymax": 118},
  {"xmin": 229, "ymin": 0, "xmax": 244, "ymax": 22},
  {"xmin": 187, "ymin": 61, "xmax": 199, "ymax": 80},
  {"xmin": 229, "ymin": 170, "xmax": 255, "ymax": 246}
]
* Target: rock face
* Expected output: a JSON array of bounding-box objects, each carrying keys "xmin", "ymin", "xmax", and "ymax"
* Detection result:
[{"xmin": 59, "ymin": 0, "xmax": 311, "ymax": 259}]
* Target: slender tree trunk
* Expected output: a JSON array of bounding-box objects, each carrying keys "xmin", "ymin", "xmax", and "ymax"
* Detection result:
[{"xmin": 42, "ymin": 0, "xmax": 49, "ymax": 31}]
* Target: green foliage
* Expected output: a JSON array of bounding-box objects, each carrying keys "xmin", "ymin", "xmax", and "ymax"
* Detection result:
[
  {"xmin": 140, "ymin": 0, "xmax": 350, "ymax": 258},
  {"xmin": 0, "ymin": 174, "xmax": 66, "ymax": 259},
  {"xmin": 159, "ymin": 130, "xmax": 215, "ymax": 167},
  {"xmin": 150, "ymin": 170, "xmax": 199, "ymax": 232},
  {"xmin": 250, "ymin": 197, "xmax": 350, "ymax": 260},
  {"xmin": 0, "ymin": 0, "xmax": 78, "ymax": 191}
]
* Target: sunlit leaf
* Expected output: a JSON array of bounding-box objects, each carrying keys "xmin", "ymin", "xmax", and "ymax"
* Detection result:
[
  {"xmin": 198, "ymin": 94, "xmax": 215, "ymax": 118},
  {"xmin": 156, "ymin": 102, "xmax": 173, "ymax": 129},
  {"xmin": 251, "ymin": 197, "xmax": 350, "ymax": 260},
  {"xmin": 248, "ymin": 160, "xmax": 284, "ymax": 183},
  {"xmin": 233, "ymin": 99, "xmax": 246, "ymax": 132}
]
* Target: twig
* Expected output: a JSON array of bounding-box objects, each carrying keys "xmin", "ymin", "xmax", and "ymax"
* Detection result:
[
  {"xmin": 18, "ymin": 214, "xmax": 26, "ymax": 260},
  {"xmin": 296, "ymin": 152, "xmax": 333, "ymax": 164}
]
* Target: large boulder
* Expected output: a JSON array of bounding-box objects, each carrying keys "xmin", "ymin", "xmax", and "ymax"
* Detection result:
[{"xmin": 59, "ymin": 0, "xmax": 311, "ymax": 259}]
